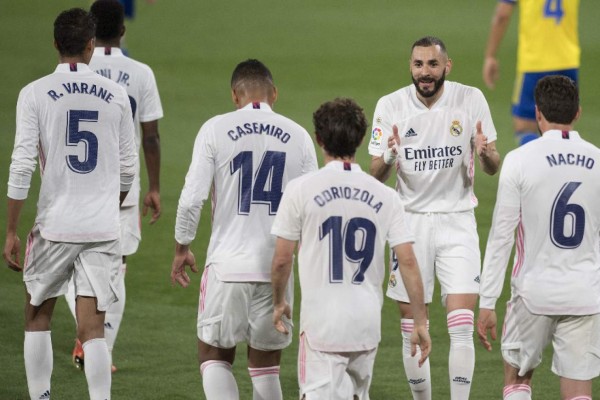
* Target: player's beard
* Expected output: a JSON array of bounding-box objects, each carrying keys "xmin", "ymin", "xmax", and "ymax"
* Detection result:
[{"xmin": 412, "ymin": 70, "xmax": 446, "ymax": 98}]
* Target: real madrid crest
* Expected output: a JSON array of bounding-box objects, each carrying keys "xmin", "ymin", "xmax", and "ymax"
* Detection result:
[
  {"xmin": 450, "ymin": 120, "xmax": 463, "ymax": 137},
  {"xmin": 388, "ymin": 274, "xmax": 397, "ymax": 288}
]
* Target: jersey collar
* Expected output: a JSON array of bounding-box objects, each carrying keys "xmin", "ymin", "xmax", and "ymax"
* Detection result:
[
  {"xmin": 54, "ymin": 63, "xmax": 93, "ymax": 73},
  {"xmin": 325, "ymin": 160, "xmax": 363, "ymax": 172},
  {"xmin": 542, "ymin": 130, "xmax": 581, "ymax": 140},
  {"xmin": 94, "ymin": 47, "xmax": 125, "ymax": 57},
  {"xmin": 240, "ymin": 102, "xmax": 273, "ymax": 112}
]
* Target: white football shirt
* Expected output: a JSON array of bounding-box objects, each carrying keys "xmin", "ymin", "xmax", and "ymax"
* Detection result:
[
  {"xmin": 175, "ymin": 102, "xmax": 318, "ymax": 282},
  {"xmin": 272, "ymin": 161, "xmax": 414, "ymax": 352},
  {"xmin": 368, "ymin": 81, "xmax": 498, "ymax": 212},
  {"xmin": 480, "ymin": 130, "xmax": 600, "ymax": 315},
  {"xmin": 89, "ymin": 47, "xmax": 163, "ymax": 207},
  {"xmin": 8, "ymin": 63, "xmax": 137, "ymax": 242}
]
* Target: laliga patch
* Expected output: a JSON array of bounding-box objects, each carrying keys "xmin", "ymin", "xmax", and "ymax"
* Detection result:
[
  {"xmin": 450, "ymin": 120, "xmax": 463, "ymax": 137},
  {"xmin": 370, "ymin": 127, "xmax": 383, "ymax": 146}
]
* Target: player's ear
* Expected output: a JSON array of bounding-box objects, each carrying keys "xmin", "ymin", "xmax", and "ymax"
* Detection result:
[
  {"xmin": 445, "ymin": 58, "xmax": 452, "ymax": 75},
  {"xmin": 231, "ymin": 89, "xmax": 239, "ymax": 108},
  {"xmin": 120, "ymin": 25, "xmax": 126, "ymax": 38},
  {"xmin": 574, "ymin": 106, "xmax": 582, "ymax": 123},
  {"xmin": 534, "ymin": 105, "xmax": 542, "ymax": 123},
  {"xmin": 53, "ymin": 40, "xmax": 59, "ymax": 51},
  {"xmin": 270, "ymin": 86, "xmax": 278, "ymax": 105}
]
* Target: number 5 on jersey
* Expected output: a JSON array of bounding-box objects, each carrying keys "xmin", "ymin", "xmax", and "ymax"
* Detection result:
[{"xmin": 66, "ymin": 109, "xmax": 99, "ymax": 174}]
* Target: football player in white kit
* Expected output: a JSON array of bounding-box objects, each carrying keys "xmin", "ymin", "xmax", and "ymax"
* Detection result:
[
  {"xmin": 66, "ymin": 0, "xmax": 163, "ymax": 373},
  {"xmin": 368, "ymin": 36, "xmax": 501, "ymax": 399},
  {"xmin": 3, "ymin": 8, "xmax": 137, "ymax": 400},
  {"xmin": 170, "ymin": 59, "xmax": 318, "ymax": 400},
  {"xmin": 477, "ymin": 76, "xmax": 600, "ymax": 400},
  {"xmin": 271, "ymin": 98, "xmax": 431, "ymax": 400}
]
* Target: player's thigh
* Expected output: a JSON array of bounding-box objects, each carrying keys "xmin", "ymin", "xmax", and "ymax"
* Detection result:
[
  {"xmin": 23, "ymin": 225, "xmax": 82, "ymax": 307},
  {"xmin": 387, "ymin": 212, "xmax": 435, "ymax": 304},
  {"xmin": 197, "ymin": 266, "xmax": 251, "ymax": 349},
  {"xmin": 248, "ymin": 277, "xmax": 293, "ymax": 351},
  {"xmin": 74, "ymin": 239, "xmax": 121, "ymax": 312},
  {"xmin": 298, "ymin": 333, "xmax": 354, "ymax": 400},
  {"xmin": 119, "ymin": 204, "xmax": 140, "ymax": 257},
  {"xmin": 346, "ymin": 347, "xmax": 377, "ymax": 399},
  {"xmin": 551, "ymin": 313, "xmax": 600, "ymax": 380},
  {"xmin": 435, "ymin": 211, "xmax": 481, "ymax": 300},
  {"xmin": 501, "ymin": 296, "xmax": 554, "ymax": 376}
]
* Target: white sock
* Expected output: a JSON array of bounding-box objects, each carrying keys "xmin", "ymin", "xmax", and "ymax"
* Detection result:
[
  {"xmin": 401, "ymin": 319, "xmax": 431, "ymax": 399},
  {"xmin": 447, "ymin": 309, "xmax": 475, "ymax": 400},
  {"xmin": 503, "ymin": 384, "xmax": 532, "ymax": 399},
  {"xmin": 248, "ymin": 366, "xmax": 282, "ymax": 400},
  {"xmin": 104, "ymin": 263, "xmax": 126, "ymax": 358},
  {"xmin": 82, "ymin": 338, "xmax": 111, "ymax": 400},
  {"xmin": 24, "ymin": 331, "xmax": 53, "ymax": 400},
  {"xmin": 201, "ymin": 360, "xmax": 239, "ymax": 400}
]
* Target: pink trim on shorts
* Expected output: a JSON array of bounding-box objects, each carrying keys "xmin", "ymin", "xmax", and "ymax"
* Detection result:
[
  {"xmin": 512, "ymin": 216, "xmax": 525, "ymax": 278},
  {"xmin": 502, "ymin": 301, "xmax": 513, "ymax": 339},
  {"xmin": 248, "ymin": 366, "xmax": 280, "ymax": 378},
  {"xmin": 503, "ymin": 384, "xmax": 531, "ymax": 398},
  {"xmin": 447, "ymin": 312, "xmax": 474, "ymax": 328},
  {"xmin": 199, "ymin": 266, "xmax": 209, "ymax": 313},
  {"xmin": 299, "ymin": 332, "xmax": 306, "ymax": 384}
]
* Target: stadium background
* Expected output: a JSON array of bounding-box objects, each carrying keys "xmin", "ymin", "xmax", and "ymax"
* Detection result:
[{"xmin": 1, "ymin": 0, "xmax": 599, "ymax": 398}]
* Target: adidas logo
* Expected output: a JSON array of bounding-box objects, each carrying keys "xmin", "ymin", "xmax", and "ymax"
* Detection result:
[
  {"xmin": 39, "ymin": 390, "xmax": 51, "ymax": 399},
  {"xmin": 474, "ymin": 275, "xmax": 480, "ymax": 283},
  {"xmin": 405, "ymin": 128, "xmax": 417, "ymax": 137}
]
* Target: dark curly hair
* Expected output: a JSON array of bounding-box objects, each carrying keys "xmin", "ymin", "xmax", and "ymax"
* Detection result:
[
  {"xmin": 535, "ymin": 75, "xmax": 579, "ymax": 125},
  {"xmin": 54, "ymin": 8, "xmax": 96, "ymax": 57},
  {"xmin": 313, "ymin": 98, "xmax": 368, "ymax": 158},
  {"xmin": 90, "ymin": 0, "xmax": 125, "ymax": 42}
]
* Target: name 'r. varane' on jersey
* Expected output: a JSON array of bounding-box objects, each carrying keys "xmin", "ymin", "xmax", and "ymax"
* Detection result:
[
  {"xmin": 404, "ymin": 144, "xmax": 463, "ymax": 172},
  {"xmin": 47, "ymin": 81, "xmax": 115, "ymax": 104},
  {"xmin": 314, "ymin": 186, "xmax": 383, "ymax": 214},
  {"xmin": 227, "ymin": 121, "xmax": 292, "ymax": 144}
]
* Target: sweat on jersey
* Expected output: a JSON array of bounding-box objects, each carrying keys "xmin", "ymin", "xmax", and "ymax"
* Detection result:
[
  {"xmin": 480, "ymin": 130, "xmax": 600, "ymax": 315},
  {"xmin": 8, "ymin": 63, "xmax": 137, "ymax": 242},
  {"xmin": 368, "ymin": 81, "xmax": 498, "ymax": 213},
  {"xmin": 175, "ymin": 102, "xmax": 318, "ymax": 282},
  {"xmin": 271, "ymin": 161, "xmax": 414, "ymax": 352},
  {"xmin": 90, "ymin": 47, "xmax": 164, "ymax": 207}
]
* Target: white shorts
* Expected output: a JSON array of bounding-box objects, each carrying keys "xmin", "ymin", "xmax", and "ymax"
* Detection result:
[
  {"xmin": 120, "ymin": 204, "xmax": 141, "ymax": 256},
  {"xmin": 24, "ymin": 225, "xmax": 120, "ymax": 312},
  {"xmin": 386, "ymin": 211, "xmax": 481, "ymax": 304},
  {"xmin": 298, "ymin": 333, "xmax": 377, "ymax": 400},
  {"xmin": 197, "ymin": 265, "xmax": 293, "ymax": 350},
  {"xmin": 502, "ymin": 296, "xmax": 600, "ymax": 380}
]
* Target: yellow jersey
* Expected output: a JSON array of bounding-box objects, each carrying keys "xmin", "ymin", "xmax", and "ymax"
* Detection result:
[{"xmin": 510, "ymin": 0, "xmax": 580, "ymax": 72}]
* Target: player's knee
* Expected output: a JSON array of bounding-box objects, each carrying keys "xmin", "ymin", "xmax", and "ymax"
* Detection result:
[{"xmin": 447, "ymin": 309, "xmax": 474, "ymax": 345}]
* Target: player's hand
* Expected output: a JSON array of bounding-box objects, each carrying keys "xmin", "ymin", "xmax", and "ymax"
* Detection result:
[
  {"xmin": 272, "ymin": 302, "xmax": 291, "ymax": 334},
  {"xmin": 483, "ymin": 57, "xmax": 499, "ymax": 89},
  {"xmin": 410, "ymin": 325, "xmax": 431, "ymax": 367},
  {"xmin": 143, "ymin": 190, "xmax": 161, "ymax": 224},
  {"xmin": 477, "ymin": 308, "xmax": 497, "ymax": 351},
  {"xmin": 383, "ymin": 125, "xmax": 402, "ymax": 165},
  {"xmin": 3, "ymin": 233, "xmax": 22, "ymax": 272},
  {"xmin": 170, "ymin": 246, "xmax": 198, "ymax": 288},
  {"xmin": 475, "ymin": 121, "xmax": 489, "ymax": 157}
]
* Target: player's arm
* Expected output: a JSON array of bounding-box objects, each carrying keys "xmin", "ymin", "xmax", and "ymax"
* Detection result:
[
  {"xmin": 477, "ymin": 154, "xmax": 520, "ymax": 350},
  {"xmin": 370, "ymin": 125, "xmax": 401, "ymax": 182},
  {"xmin": 4, "ymin": 198, "xmax": 25, "ymax": 271},
  {"xmin": 271, "ymin": 237, "xmax": 296, "ymax": 334},
  {"xmin": 475, "ymin": 121, "xmax": 501, "ymax": 175},
  {"xmin": 393, "ymin": 242, "xmax": 431, "ymax": 366},
  {"xmin": 483, "ymin": 1, "xmax": 514, "ymax": 89},
  {"xmin": 141, "ymin": 120, "xmax": 161, "ymax": 224},
  {"xmin": 119, "ymin": 89, "xmax": 137, "ymax": 205}
]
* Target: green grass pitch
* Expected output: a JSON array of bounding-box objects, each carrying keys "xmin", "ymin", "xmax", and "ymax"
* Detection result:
[{"xmin": 1, "ymin": 1, "xmax": 600, "ymax": 398}]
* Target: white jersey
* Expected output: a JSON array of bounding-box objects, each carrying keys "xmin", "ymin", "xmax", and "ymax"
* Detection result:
[
  {"xmin": 8, "ymin": 63, "xmax": 137, "ymax": 242},
  {"xmin": 89, "ymin": 47, "xmax": 163, "ymax": 207},
  {"xmin": 175, "ymin": 102, "xmax": 318, "ymax": 282},
  {"xmin": 271, "ymin": 161, "xmax": 414, "ymax": 352},
  {"xmin": 368, "ymin": 81, "xmax": 498, "ymax": 212},
  {"xmin": 480, "ymin": 130, "xmax": 600, "ymax": 315}
]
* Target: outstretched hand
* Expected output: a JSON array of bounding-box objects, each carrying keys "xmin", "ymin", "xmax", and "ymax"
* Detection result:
[
  {"xmin": 170, "ymin": 247, "xmax": 198, "ymax": 288},
  {"xmin": 477, "ymin": 308, "xmax": 497, "ymax": 351},
  {"xmin": 383, "ymin": 125, "xmax": 402, "ymax": 165}
]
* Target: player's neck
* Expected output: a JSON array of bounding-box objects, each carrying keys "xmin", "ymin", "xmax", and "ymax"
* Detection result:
[
  {"xmin": 324, "ymin": 153, "xmax": 354, "ymax": 165},
  {"xmin": 59, "ymin": 55, "xmax": 88, "ymax": 65},
  {"xmin": 96, "ymin": 39, "xmax": 121, "ymax": 48},
  {"xmin": 541, "ymin": 123, "xmax": 574, "ymax": 135},
  {"xmin": 416, "ymin": 86, "xmax": 444, "ymax": 109}
]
